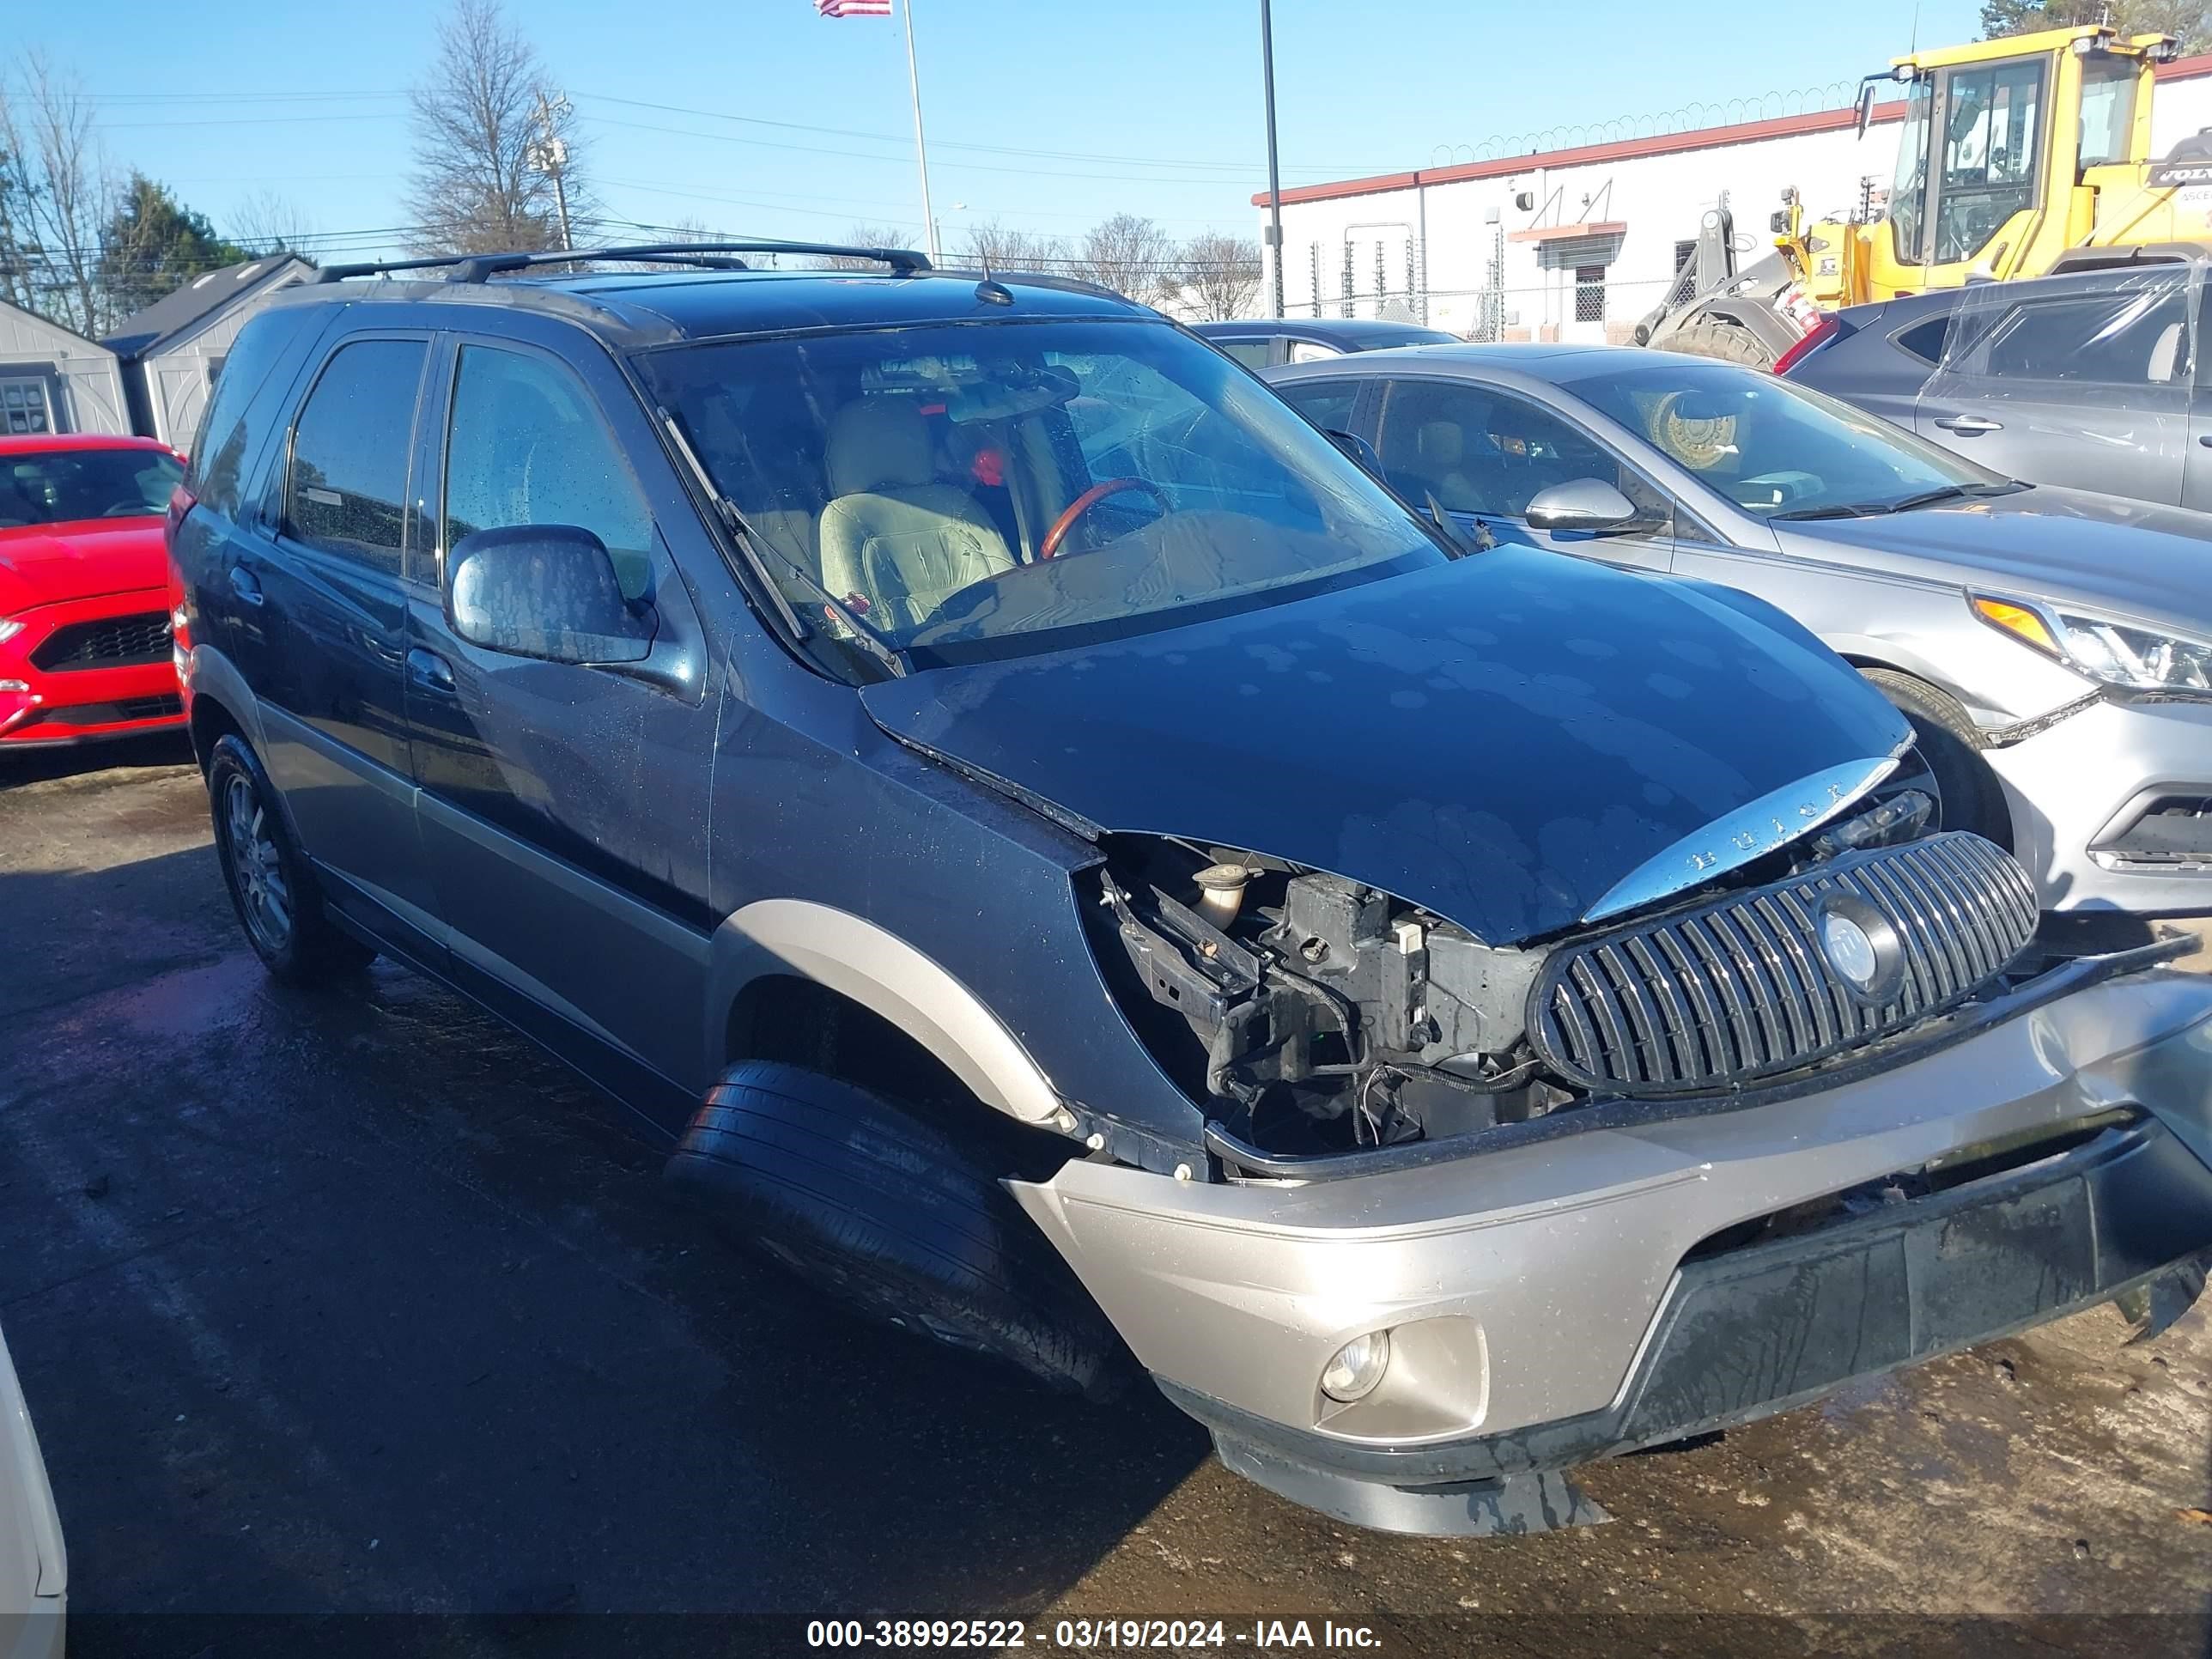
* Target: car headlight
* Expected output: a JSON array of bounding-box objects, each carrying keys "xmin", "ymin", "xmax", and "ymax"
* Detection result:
[
  {"xmin": 0, "ymin": 620, "xmax": 21, "ymax": 644},
  {"xmin": 1972, "ymin": 594, "xmax": 2212, "ymax": 693}
]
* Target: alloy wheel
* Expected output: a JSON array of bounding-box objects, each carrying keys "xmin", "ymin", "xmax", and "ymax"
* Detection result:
[{"xmin": 223, "ymin": 773, "xmax": 292, "ymax": 955}]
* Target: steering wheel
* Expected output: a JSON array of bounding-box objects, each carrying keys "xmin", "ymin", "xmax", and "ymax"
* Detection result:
[{"xmin": 1039, "ymin": 477, "xmax": 1167, "ymax": 561}]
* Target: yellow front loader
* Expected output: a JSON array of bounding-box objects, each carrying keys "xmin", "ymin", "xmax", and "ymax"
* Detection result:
[{"xmin": 1639, "ymin": 25, "xmax": 2212, "ymax": 366}]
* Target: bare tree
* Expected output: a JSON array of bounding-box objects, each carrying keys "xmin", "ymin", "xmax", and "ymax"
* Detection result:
[
  {"xmin": 228, "ymin": 190, "xmax": 319, "ymax": 257},
  {"xmin": 0, "ymin": 53, "xmax": 110, "ymax": 335},
  {"xmin": 956, "ymin": 218, "xmax": 1068, "ymax": 275},
  {"xmin": 1174, "ymin": 229, "xmax": 1263, "ymax": 321},
  {"xmin": 1069, "ymin": 213, "xmax": 1176, "ymax": 306},
  {"xmin": 404, "ymin": 0, "xmax": 587, "ymax": 255}
]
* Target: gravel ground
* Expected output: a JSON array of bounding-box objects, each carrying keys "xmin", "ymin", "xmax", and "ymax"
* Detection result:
[{"xmin": 3, "ymin": 739, "xmax": 2208, "ymax": 1657}]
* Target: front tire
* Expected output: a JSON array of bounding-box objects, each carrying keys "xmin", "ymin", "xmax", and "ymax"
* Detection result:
[
  {"xmin": 1859, "ymin": 668, "xmax": 2014, "ymax": 848},
  {"xmin": 666, "ymin": 1060, "xmax": 1129, "ymax": 1399},
  {"xmin": 206, "ymin": 733, "xmax": 374, "ymax": 985}
]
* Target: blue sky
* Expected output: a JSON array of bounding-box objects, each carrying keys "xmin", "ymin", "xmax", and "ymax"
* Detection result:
[{"xmin": 42, "ymin": 0, "xmax": 1982, "ymax": 262}]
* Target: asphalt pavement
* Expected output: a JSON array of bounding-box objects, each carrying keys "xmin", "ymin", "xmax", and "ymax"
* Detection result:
[{"xmin": 3, "ymin": 739, "xmax": 2209, "ymax": 1658}]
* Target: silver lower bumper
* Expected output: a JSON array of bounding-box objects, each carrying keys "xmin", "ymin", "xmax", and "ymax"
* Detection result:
[
  {"xmin": 1013, "ymin": 969, "xmax": 2212, "ymax": 1465},
  {"xmin": 1985, "ymin": 695, "xmax": 2212, "ymax": 915}
]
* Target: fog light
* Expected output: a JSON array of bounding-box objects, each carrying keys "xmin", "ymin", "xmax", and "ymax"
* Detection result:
[{"xmin": 1320, "ymin": 1331, "xmax": 1391, "ymax": 1402}]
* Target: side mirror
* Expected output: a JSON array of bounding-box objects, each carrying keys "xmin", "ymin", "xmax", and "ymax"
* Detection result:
[
  {"xmin": 1523, "ymin": 478, "xmax": 1639, "ymax": 532},
  {"xmin": 447, "ymin": 524, "xmax": 653, "ymax": 665},
  {"xmin": 1855, "ymin": 81, "xmax": 1878, "ymax": 141},
  {"xmin": 1326, "ymin": 428, "xmax": 1384, "ymax": 475}
]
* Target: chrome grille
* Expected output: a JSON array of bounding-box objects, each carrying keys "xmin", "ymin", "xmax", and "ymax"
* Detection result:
[{"xmin": 1530, "ymin": 833, "xmax": 2038, "ymax": 1096}]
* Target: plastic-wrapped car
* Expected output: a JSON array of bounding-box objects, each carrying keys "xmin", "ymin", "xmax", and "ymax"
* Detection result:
[
  {"xmin": 0, "ymin": 1320, "xmax": 64, "ymax": 1659},
  {"xmin": 168, "ymin": 242, "xmax": 2212, "ymax": 1536}
]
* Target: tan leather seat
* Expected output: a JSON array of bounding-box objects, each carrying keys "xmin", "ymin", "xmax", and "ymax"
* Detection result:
[
  {"xmin": 1415, "ymin": 419, "xmax": 1480, "ymax": 512},
  {"xmin": 817, "ymin": 399, "xmax": 1015, "ymax": 630}
]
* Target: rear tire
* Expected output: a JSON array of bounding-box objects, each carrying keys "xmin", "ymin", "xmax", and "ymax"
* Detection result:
[
  {"xmin": 666, "ymin": 1060, "xmax": 1131, "ymax": 1400},
  {"xmin": 1858, "ymin": 668, "xmax": 2014, "ymax": 848},
  {"xmin": 1652, "ymin": 317, "xmax": 1778, "ymax": 368},
  {"xmin": 206, "ymin": 733, "xmax": 374, "ymax": 985}
]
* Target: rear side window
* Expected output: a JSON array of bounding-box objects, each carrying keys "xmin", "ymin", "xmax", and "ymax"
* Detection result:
[
  {"xmin": 283, "ymin": 338, "xmax": 427, "ymax": 575},
  {"xmin": 442, "ymin": 344, "xmax": 657, "ymax": 601},
  {"xmin": 1893, "ymin": 316, "xmax": 1950, "ymax": 366},
  {"xmin": 1216, "ymin": 338, "xmax": 1273, "ymax": 370},
  {"xmin": 1978, "ymin": 290, "xmax": 2190, "ymax": 386},
  {"xmin": 187, "ymin": 310, "xmax": 319, "ymax": 520}
]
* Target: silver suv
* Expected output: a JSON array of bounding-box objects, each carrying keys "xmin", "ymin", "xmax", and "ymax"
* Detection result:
[{"xmin": 168, "ymin": 243, "xmax": 2212, "ymax": 1538}]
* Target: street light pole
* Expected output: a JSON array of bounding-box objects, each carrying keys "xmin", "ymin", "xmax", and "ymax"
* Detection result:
[{"xmin": 1260, "ymin": 0, "xmax": 1285, "ymax": 318}]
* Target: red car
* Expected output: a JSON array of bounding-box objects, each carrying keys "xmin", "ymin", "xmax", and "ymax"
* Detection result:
[{"xmin": 0, "ymin": 434, "xmax": 187, "ymax": 749}]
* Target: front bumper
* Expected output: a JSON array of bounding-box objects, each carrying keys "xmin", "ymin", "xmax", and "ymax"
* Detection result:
[
  {"xmin": 1013, "ymin": 966, "xmax": 2212, "ymax": 1533},
  {"xmin": 1984, "ymin": 692, "xmax": 2212, "ymax": 915},
  {"xmin": 0, "ymin": 587, "xmax": 182, "ymax": 748}
]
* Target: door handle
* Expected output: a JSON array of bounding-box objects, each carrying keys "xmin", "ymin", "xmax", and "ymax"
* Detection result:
[
  {"xmin": 406, "ymin": 647, "xmax": 455, "ymax": 695},
  {"xmin": 227, "ymin": 564, "xmax": 264, "ymax": 605},
  {"xmin": 1934, "ymin": 415, "xmax": 2003, "ymax": 434},
  {"xmin": 2197, "ymin": 434, "xmax": 2212, "ymax": 448}
]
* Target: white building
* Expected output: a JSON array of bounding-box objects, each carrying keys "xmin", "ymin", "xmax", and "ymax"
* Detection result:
[
  {"xmin": 103, "ymin": 256, "xmax": 314, "ymax": 447},
  {"xmin": 1255, "ymin": 54, "xmax": 2212, "ymax": 342},
  {"xmin": 0, "ymin": 299, "xmax": 131, "ymax": 436}
]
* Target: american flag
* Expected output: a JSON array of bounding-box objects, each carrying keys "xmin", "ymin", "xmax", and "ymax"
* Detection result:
[{"xmin": 816, "ymin": 0, "xmax": 892, "ymax": 14}]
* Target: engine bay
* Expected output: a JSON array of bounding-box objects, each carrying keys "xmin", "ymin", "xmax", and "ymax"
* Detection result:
[{"xmin": 1088, "ymin": 769, "xmax": 1950, "ymax": 1158}]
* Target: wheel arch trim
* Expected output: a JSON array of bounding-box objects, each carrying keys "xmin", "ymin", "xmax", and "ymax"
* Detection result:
[{"xmin": 707, "ymin": 898, "xmax": 1063, "ymax": 1126}]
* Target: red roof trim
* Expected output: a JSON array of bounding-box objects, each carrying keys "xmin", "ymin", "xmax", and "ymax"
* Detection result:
[{"xmin": 1254, "ymin": 52, "xmax": 2212, "ymax": 210}]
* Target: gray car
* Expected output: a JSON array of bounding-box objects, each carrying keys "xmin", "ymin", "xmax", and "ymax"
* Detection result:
[
  {"xmin": 1269, "ymin": 343, "xmax": 2212, "ymax": 921},
  {"xmin": 1780, "ymin": 264, "xmax": 2212, "ymax": 513},
  {"xmin": 1192, "ymin": 317, "xmax": 1456, "ymax": 373},
  {"xmin": 167, "ymin": 246, "xmax": 2212, "ymax": 1539}
]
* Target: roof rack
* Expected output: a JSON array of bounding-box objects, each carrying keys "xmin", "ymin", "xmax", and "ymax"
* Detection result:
[{"xmin": 311, "ymin": 240, "xmax": 933, "ymax": 285}]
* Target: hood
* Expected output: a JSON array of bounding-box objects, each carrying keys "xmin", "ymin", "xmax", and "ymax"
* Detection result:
[
  {"xmin": 1777, "ymin": 486, "xmax": 2212, "ymax": 638},
  {"xmin": 0, "ymin": 518, "xmax": 169, "ymax": 615},
  {"xmin": 861, "ymin": 548, "xmax": 1912, "ymax": 945}
]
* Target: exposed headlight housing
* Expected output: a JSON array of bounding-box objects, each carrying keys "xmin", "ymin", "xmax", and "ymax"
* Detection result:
[{"xmin": 1972, "ymin": 594, "xmax": 2212, "ymax": 694}]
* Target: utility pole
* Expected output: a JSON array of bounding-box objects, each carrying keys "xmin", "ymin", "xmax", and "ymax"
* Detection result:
[
  {"xmin": 1260, "ymin": 0, "xmax": 1285, "ymax": 318},
  {"xmin": 528, "ymin": 88, "xmax": 574, "ymax": 252}
]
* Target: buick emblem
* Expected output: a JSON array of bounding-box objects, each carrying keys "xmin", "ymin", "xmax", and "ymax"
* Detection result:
[{"xmin": 1814, "ymin": 892, "xmax": 1905, "ymax": 1006}]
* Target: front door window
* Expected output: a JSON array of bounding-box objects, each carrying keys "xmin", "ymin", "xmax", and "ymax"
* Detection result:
[{"xmin": 1933, "ymin": 58, "xmax": 2045, "ymax": 266}]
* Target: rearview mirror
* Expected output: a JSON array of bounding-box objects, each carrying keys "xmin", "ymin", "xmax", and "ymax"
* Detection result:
[
  {"xmin": 1855, "ymin": 81, "xmax": 1877, "ymax": 141},
  {"xmin": 1523, "ymin": 478, "xmax": 1639, "ymax": 532},
  {"xmin": 447, "ymin": 525, "xmax": 654, "ymax": 665}
]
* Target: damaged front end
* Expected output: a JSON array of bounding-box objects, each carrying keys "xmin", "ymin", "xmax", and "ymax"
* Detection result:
[{"xmin": 1083, "ymin": 771, "xmax": 2061, "ymax": 1165}]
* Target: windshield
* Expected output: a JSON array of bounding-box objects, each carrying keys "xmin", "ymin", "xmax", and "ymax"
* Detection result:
[
  {"xmin": 1890, "ymin": 79, "xmax": 1933, "ymax": 265},
  {"xmin": 0, "ymin": 447, "xmax": 182, "ymax": 528},
  {"xmin": 636, "ymin": 318, "xmax": 1442, "ymax": 668},
  {"xmin": 1561, "ymin": 359, "xmax": 2008, "ymax": 520}
]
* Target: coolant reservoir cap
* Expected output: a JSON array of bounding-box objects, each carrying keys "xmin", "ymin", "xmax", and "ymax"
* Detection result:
[{"xmin": 1194, "ymin": 863, "xmax": 1252, "ymax": 891}]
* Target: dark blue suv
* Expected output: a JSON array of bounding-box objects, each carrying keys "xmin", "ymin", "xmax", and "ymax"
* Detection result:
[{"xmin": 167, "ymin": 241, "xmax": 2212, "ymax": 1540}]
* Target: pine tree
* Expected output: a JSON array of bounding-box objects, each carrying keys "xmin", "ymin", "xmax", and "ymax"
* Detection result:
[
  {"xmin": 96, "ymin": 173, "xmax": 249, "ymax": 319},
  {"xmin": 1978, "ymin": 0, "xmax": 2212, "ymax": 56}
]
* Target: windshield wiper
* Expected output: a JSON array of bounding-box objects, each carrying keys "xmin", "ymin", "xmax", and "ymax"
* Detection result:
[
  {"xmin": 1770, "ymin": 501, "xmax": 1891, "ymax": 520},
  {"xmin": 1773, "ymin": 482, "xmax": 1998, "ymax": 521},
  {"xmin": 658, "ymin": 407, "xmax": 910, "ymax": 678},
  {"xmin": 1886, "ymin": 484, "xmax": 1977, "ymax": 512}
]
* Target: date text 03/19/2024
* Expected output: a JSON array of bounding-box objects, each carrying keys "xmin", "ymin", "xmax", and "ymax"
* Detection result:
[{"xmin": 805, "ymin": 1618, "xmax": 1385, "ymax": 1650}]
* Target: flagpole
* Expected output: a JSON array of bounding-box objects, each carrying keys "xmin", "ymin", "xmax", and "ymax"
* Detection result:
[{"xmin": 902, "ymin": 0, "xmax": 939, "ymax": 263}]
